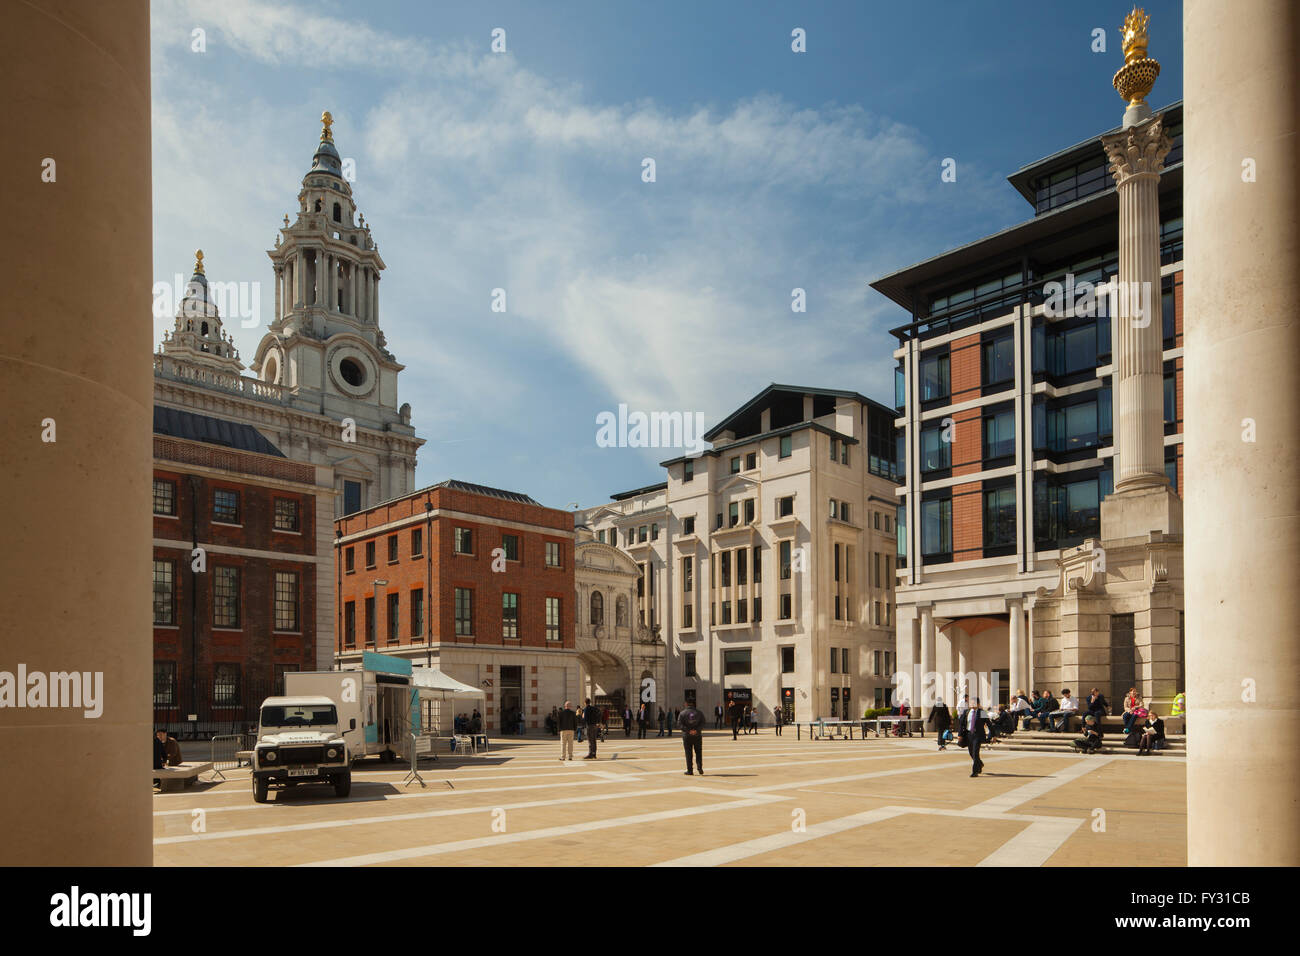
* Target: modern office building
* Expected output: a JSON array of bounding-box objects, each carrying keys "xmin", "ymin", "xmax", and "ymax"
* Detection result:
[
  {"xmin": 872, "ymin": 100, "xmax": 1185, "ymax": 708},
  {"xmin": 579, "ymin": 384, "xmax": 901, "ymax": 723},
  {"xmin": 334, "ymin": 480, "xmax": 578, "ymax": 733}
]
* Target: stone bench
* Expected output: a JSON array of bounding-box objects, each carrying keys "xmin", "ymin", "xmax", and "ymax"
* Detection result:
[{"xmin": 152, "ymin": 762, "xmax": 213, "ymax": 792}]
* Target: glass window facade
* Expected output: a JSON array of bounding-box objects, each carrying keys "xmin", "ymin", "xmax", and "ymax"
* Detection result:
[
  {"xmin": 920, "ymin": 498, "xmax": 952, "ymax": 558},
  {"xmin": 983, "ymin": 487, "xmax": 1016, "ymax": 549},
  {"xmin": 919, "ymin": 352, "xmax": 950, "ymax": 403},
  {"xmin": 983, "ymin": 409, "xmax": 1015, "ymax": 460}
]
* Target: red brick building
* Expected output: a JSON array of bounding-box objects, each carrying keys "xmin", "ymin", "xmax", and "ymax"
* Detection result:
[
  {"xmin": 335, "ymin": 480, "xmax": 578, "ymax": 733},
  {"xmin": 152, "ymin": 407, "xmax": 330, "ymax": 737}
]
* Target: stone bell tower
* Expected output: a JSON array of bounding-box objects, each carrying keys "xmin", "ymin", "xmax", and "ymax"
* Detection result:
[
  {"xmin": 250, "ymin": 111, "xmax": 421, "ymax": 511},
  {"xmin": 158, "ymin": 250, "xmax": 244, "ymax": 376}
]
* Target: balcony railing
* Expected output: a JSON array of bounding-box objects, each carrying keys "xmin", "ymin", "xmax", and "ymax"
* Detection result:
[{"xmin": 154, "ymin": 354, "xmax": 292, "ymax": 405}]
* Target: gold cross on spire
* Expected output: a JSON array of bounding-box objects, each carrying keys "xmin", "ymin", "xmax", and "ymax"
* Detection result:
[{"xmin": 321, "ymin": 110, "xmax": 334, "ymax": 142}]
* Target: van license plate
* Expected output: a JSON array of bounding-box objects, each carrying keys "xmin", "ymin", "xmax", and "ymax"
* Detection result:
[{"xmin": 288, "ymin": 769, "xmax": 315, "ymax": 777}]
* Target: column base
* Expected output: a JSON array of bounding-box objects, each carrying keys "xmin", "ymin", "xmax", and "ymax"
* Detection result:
[{"xmin": 1101, "ymin": 483, "xmax": 1183, "ymax": 537}]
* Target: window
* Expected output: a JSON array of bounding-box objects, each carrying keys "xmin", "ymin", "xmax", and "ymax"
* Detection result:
[
  {"xmin": 213, "ymin": 663, "xmax": 241, "ymax": 707},
  {"xmin": 780, "ymin": 541, "xmax": 792, "ymax": 580},
  {"xmin": 746, "ymin": 452, "xmax": 757, "ymax": 470},
  {"xmin": 779, "ymin": 593, "xmax": 792, "ymax": 619},
  {"xmin": 736, "ymin": 600, "xmax": 748, "ymax": 624},
  {"xmin": 753, "ymin": 595, "xmax": 762, "ymax": 622},
  {"xmin": 455, "ymin": 588, "xmax": 474, "ymax": 636},
  {"xmin": 729, "ymin": 502, "xmax": 739, "ymax": 527},
  {"xmin": 779, "ymin": 435, "xmax": 793, "ymax": 459},
  {"xmin": 274, "ymin": 571, "xmax": 299, "ymax": 631},
  {"xmin": 683, "ymin": 516, "xmax": 696, "ymax": 535},
  {"xmin": 737, "ymin": 548, "xmax": 747, "ymax": 584},
  {"xmin": 590, "ymin": 590, "xmax": 604, "ymax": 625},
  {"xmin": 841, "ymin": 442, "xmax": 849, "ymax": 466},
  {"xmin": 840, "ymin": 502, "xmax": 850, "ymax": 522},
  {"xmin": 730, "ymin": 456, "xmax": 741, "ymax": 474},
  {"xmin": 639, "ymin": 525, "xmax": 648, "ymax": 543},
  {"xmin": 387, "ymin": 534, "xmax": 399, "ymax": 563},
  {"xmin": 502, "ymin": 533, "xmax": 520, "ymax": 561},
  {"xmin": 984, "ymin": 486, "xmax": 1016, "ymax": 549},
  {"xmin": 152, "ymin": 559, "xmax": 176, "ymax": 625},
  {"xmin": 753, "ymin": 546, "xmax": 762, "ymax": 583},
  {"xmin": 897, "ymin": 504, "xmax": 907, "ymax": 562},
  {"xmin": 411, "ymin": 588, "xmax": 424, "ymax": 638},
  {"xmin": 545, "ymin": 541, "xmax": 562, "ymax": 568},
  {"xmin": 1165, "ymin": 456, "xmax": 1179, "ymax": 492},
  {"xmin": 1162, "ymin": 284, "xmax": 1176, "ymax": 342},
  {"xmin": 213, "ymin": 489, "xmax": 240, "ymax": 524},
  {"xmin": 830, "ymin": 438, "xmax": 839, "ymax": 462},
  {"xmin": 274, "ymin": 498, "xmax": 300, "ymax": 532},
  {"xmin": 920, "ymin": 425, "xmax": 951, "ymax": 472},
  {"xmin": 777, "ymin": 495, "xmax": 794, "ymax": 518},
  {"xmin": 744, "ymin": 499, "xmax": 755, "ymax": 524},
  {"xmin": 720, "ymin": 551, "xmax": 731, "ymax": 588},
  {"xmin": 919, "ymin": 351, "xmax": 950, "ymax": 402},
  {"xmin": 831, "ymin": 648, "xmax": 839, "ymax": 674},
  {"xmin": 721, "ymin": 600, "xmax": 732, "ymax": 624},
  {"xmin": 412, "ymin": 528, "xmax": 423, "ymax": 557},
  {"xmin": 982, "ymin": 334, "xmax": 1015, "ymax": 387},
  {"xmin": 651, "ymin": 523, "xmax": 659, "ymax": 541},
  {"xmin": 387, "ymin": 592, "xmax": 400, "ymax": 642},
  {"xmin": 715, "ymin": 512, "xmax": 723, "ymax": 530},
  {"xmin": 153, "ymin": 661, "xmax": 176, "ymax": 706},
  {"xmin": 546, "ymin": 597, "xmax": 561, "ymax": 641},
  {"xmin": 921, "ymin": 498, "xmax": 953, "ymax": 558},
  {"xmin": 454, "ymin": 527, "xmax": 473, "ymax": 554},
  {"xmin": 682, "ymin": 557, "xmax": 693, "ymax": 593},
  {"xmin": 829, "ymin": 498, "xmax": 839, "ymax": 519},
  {"xmin": 723, "ymin": 649, "xmax": 752, "ymax": 675},
  {"xmin": 503, "ymin": 593, "xmax": 519, "ymax": 638},
  {"xmin": 597, "ymin": 529, "xmax": 605, "ymax": 543},
  {"xmin": 682, "ymin": 603, "xmax": 694, "ymax": 628},
  {"xmin": 684, "ymin": 652, "xmax": 698, "ymax": 678},
  {"xmin": 153, "ymin": 479, "xmax": 176, "ymax": 516},
  {"xmin": 781, "ymin": 647, "xmax": 795, "ymax": 674},
  {"xmin": 213, "ymin": 566, "xmax": 240, "ymax": 628},
  {"xmin": 1163, "ymin": 372, "xmax": 1177, "ymax": 424},
  {"xmin": 684, "ymin": 459, "xmax": 694, "ymax": 482},
  {"xmin": 874, "ymin": 512, "xmax": 881, "ymax": 531},
  {"xmin": 984, "ymin": 408, "xmax": 1015, "ymax": 460},
  {"xmin": 343, "ymin": 480, "xmax": 362, "ymax": 516},
  {"xmin": 364, "ymin": 596, "xmax": 375, "ymax": 644},
  {"xmin": 345, "ymin": 546, "xmax": 355, "ymax": 573},
  {"xmin": 344, "ymin": 601, "xmax": 356, "ymax": 645},
  {"xmin": 365, "ymin": 541, "xmax": 375, "ymax": 568}
]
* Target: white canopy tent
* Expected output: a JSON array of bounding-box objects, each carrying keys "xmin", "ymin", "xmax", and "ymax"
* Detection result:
[{"xmin": 410, "ymin": 667, "xmax": 485, "ymax": 738}]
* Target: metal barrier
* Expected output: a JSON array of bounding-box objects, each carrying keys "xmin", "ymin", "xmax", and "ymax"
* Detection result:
[
  {"xmin": 209, "ymin": 733, "xmax": 252, "ymax": 781},
  {"xmin": 403, "ymin": 732, "xmax": 427, "ymax": 788}
]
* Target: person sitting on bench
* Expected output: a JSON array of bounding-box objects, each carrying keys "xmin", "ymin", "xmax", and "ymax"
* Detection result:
[
  {"xmin": 1048, "ymin": 689, "xmax": 1078, "ymax": 732},
  {"xmin": 1072, "ymin": 714, "xmax": 1104, "ymax": 753},
  {"xmin": 1137, "ymin": 711, "xmax": 1166, "ymax": 755}
]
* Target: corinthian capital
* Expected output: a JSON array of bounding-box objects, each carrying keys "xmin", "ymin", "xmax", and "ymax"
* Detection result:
[{"xmin": 1102, "ymin": 115, "xmax": 1172, "ymax": 185}]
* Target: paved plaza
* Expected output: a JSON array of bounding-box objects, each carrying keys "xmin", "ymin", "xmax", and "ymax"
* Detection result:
[{"xmin": 154, "ymin": 730, "xmax": 1186, "ymax": 866}]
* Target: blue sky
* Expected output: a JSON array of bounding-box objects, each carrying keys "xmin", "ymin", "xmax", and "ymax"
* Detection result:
[{"xmin": 150, "ymin": 0, "xmax": 1183, "ymax": 510}]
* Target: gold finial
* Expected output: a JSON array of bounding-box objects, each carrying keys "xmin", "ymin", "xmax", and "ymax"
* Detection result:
[
  {"xmin": 194, "ymin": 249, "xmax": 205, "ymax": 275},
  {"xmin": 1112, "ymin": 7, "xmax": 1159, "ymax": 116},
  {"xmin": 1120, "ymin": 7, "xmax": 1150, "ymax": 65},
  {"xmin": 321, "ymin": 110, "xmax": 334, "ymax": 142}
]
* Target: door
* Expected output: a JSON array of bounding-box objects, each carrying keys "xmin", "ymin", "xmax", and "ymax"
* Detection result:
[{"xmin": 500, "ymin": 665, "xmax": 523, "ymax": 733}]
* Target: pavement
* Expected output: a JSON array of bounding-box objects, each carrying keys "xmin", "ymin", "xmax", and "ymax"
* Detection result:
[{"xmin": 153, "ymin": 729, "xmax": 1187, "ymax": 866}]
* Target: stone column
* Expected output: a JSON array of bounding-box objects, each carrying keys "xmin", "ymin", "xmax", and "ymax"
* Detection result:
[
  {"xmin": 956, "ymin": 632, "xmax": 969, "ymax": 698},
  {"xmin": 1101, "ymin": 118, "xmax": 1171, "ymax": 492},
  {"xmin": 297, "ymin": 249, "xmax": 306, "ymax": 305},
  {"xmin": 897, "ymin": 615, "xmax": 919, "ymax": 707},
  {"xmin": 0, "ymin": 0, "xmax": 152, "ymax": 865},
  {"xmin": 1185, "ymin": 0, "xmax": 1300, "ymax": 866},
  {"xmin": 1008, "ymin": 598, "xmax": 1025, "ymax": 696},
  {"xmin": 348, "ymin": 262, "xmax": 356, "ymax": 316},
  {"xmin": 274, "ymin": 266, "xmax": 282, "ymax": 322},
  {"xmin": 372, "ymin": 272, "xmax": 380, "ymax": 321},
  {"xmin": 919, "ymin": 605, "xmax": 935, "ymax": 707}
]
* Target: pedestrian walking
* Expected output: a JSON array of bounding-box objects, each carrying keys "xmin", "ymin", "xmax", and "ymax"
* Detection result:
[
  {"xmin": 927, "ymin": 698, "xmax": 952, "ymax": 750},
  {"xmin": 558, "ymin": 700, "xmax": 577, "ymax": 761},
  {"xmin": 715, "ymin": 704, "xmax": 723, "ymax": 730},
  {"xmin": 729, "ymin": 700, "xmax": 742, "ymax": 739},
  {"xmin": 624, "ymin": 706, "xmax": 632, "ymax": 737},
  {"xmin": 666, "ymin": 707, "xmax": 675, "ymax": 737},
  {"xmin": 965, "ymin": 698, "xmax": 991, "ymax": 777},
  {"xmin": 582, "ymin": 698, "xmax": 601, "ymax": 759},
  {"xmin": 679, "ymin": 699, "xmax": 705, "ymax": 775},
  {"xmin": 637, "ymin": 703, "xmax": 648, "ymax": 739},
  {"xmin": 657, "ymin": 709, "xmax": 666, "ymax": 737},
  {"xmin": 774, "ymin": 706, "xmax": 784, "ymax": 736}
]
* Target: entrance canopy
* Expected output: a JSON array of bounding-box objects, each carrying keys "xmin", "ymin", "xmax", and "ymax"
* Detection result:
[{"xmin": 412, "ymin": 667, "xmax": 485, "ymax": 700}]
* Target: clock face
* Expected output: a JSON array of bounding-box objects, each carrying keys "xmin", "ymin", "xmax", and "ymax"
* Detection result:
[{"xmin": 328, "ymin": 346, "xmax": 376, "ymax": 397}]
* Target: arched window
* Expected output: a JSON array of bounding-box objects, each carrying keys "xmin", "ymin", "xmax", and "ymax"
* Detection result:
[
  {"xmin": 332, "ymin": 202, "xmax": 341, "ymax": 223},
  {"xmin": 314, "ymin": 199, "xmax": 322, "ymax": 212},
  {"xmin": 200, "ymin": 321, "xmax": 209, "ymax": 336},
  {"xmin": 590, "ymin": 591, "xmax": 604, "ymax": 626},
  {"xmin": 615, "ymin": 596, "xmax": 628, "ymax": 627}
]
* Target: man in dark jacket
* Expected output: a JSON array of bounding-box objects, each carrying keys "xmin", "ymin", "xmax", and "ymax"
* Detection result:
[
  {"xmin": 582, "ymin": 699, "xmax": 601, "ymax": 759},
  {"xmin": 678, "ymin": 701, "xmax": 706, "ymax": 775},
  {"xmin": 558, "ymin": 700, "xmax": 577, "ymax": 761},
  {"xmin": 729, "ymin": 700, "xmax": 742, "ymax": 739},
  {"xmin": 714, "ymin": 704, "xmax": 723, "ymax": 729},
  {"xmin": 927, "ymin": 699, "xmax": 952, "ymax": 750},
  {"xmin": 964, "ymin": 699, "xmax": 992, "ymax": 777}
]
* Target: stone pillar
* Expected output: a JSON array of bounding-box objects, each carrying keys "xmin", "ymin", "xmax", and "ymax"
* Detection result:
[
  {"xmin": 372, "ymin": 272, "xmax": 380, "ymax": 321},
  {"xmin": 1101, "ymin": 117, "xmax": 1171, "ymax": 492},
  {"xmin": 936, "ymin": 626, "xmax": 954, "ymax": 704},
  {"xmin": 1185, "ymin": 0, "xmax": 1300, "ymax": 866},
  {"xmin": 0, "ymin": 0, "xmax": 152, "ymax": 865},
  {"xmin": 919, "ymin": 605, "xmax": 935, "ymax": 707},
  {"xmin": 897, "ymin": 615, "xmax": 919, "ymax": 707},
  {"xmin": 1008, "ymin": 598, "xmax": 1025, "ymax": 696},
  {"xmin": 348, "ymin": 262, "xmax": 356, "ymax": 316},
  {"xmin": 274, "ymin": 266, "xmax": 282, "ymax": 322},
  {"xmin": 956, "ymin": 632, "xmax": 970, "ymax": 699}
]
